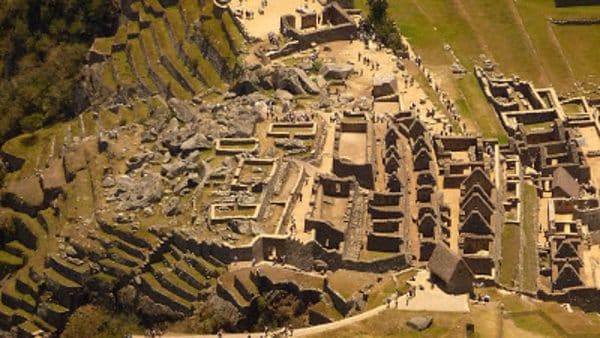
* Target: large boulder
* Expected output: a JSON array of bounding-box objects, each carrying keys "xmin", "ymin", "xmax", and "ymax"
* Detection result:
[
  {"xmin": 112, "ymin": 173, "xmax": 163, "ymax": 211},
  {"xmin": 406, "ymin": 316, "xmax": 433, "ymax": 331},
  {"xmin": 372, "ymin": 73, "xmax": 398, "ymax": 98},
  {"xmin": 320, "ymin": 63, "xmax": 354, "ymax": 80},
  {"xmin": 272, "ymin": 67, "xmax": 319, "ymax": 95},
  {"xmin": 168, "ymin": 98, "xmax": 197, "ymax": 123},
  {"xmin": 180, "ymin": 133, "xmax": 211, "ymax": 152},
  {"xmin": 231, "ymin": 72, "xmax": 260, "ymax": 96}
]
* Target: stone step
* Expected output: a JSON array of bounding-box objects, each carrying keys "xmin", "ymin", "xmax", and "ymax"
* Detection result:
[
  {"xmin": 177, "ymin": 0, "xmax": 202, "ymax": 27},
  {"xmin": 111, "ymin": 50, "xmax": 137, "ymax": 89},
  {"xmin": 217, "ymin": 274, "xmax": 249, "ymax": 309},
  {"xmin": 44, "ymin": 268, "xmax": 81, "ymax": 290},
  {"xmin": 151, "ymin": 19, "xmax": 205, "ymax": 93},
  {"xmin": 163, "ymin": 7, "xmax": 214, "ymax": 87},
  {"xmin": 140, "ymin": 273, "xmax": 192, "ymax": 313},
  {"xmin": 142, "ymin": 0, "xmax": 165, "ymax": 17},
  {"xmin": 99, "ymin": 258, "xmax": 135, "ymax": 278},
  {"xmin": 185, "ymin": 254, "xmax": 222, "ymax": 279},
  {"xmin": 1, "ymin": 280, "xmax": 36, "ymax": 313},
  {"xmin": 0, "ymin": 302, "xmax": 13, "ymax": 329},
  {"xmin": 96, "ymin": 232, "xmax": 147, "ymax": 261},
  {"xmin": 152, "ymin": 263, "xmax": 200, "ymax": 301},
  {"xmin": 47, "ymin": 255, "xmax": 90, "ymax": 285},
  {"xmin": 99, "ymin": 223, "xmax": 160, "ymax": 249},
  {"xmin": 0, "ymin": 250, "xmax": 24, "ymax": 270},
  {"xmin": 40, "ymin": 301, "xmax": 70, "ymax": 329},
  {"xmin": 15, "ymin": 275, "xmax": 39, "ymax": 300},
  {"xmin": 4, "ymin": 240, "xmax": 34, "ymax": 258},
  {"xmin": 108, "ymin": 246, "xmax": 145, "ymax": 267},
  {"xmin": 13, "ymin": 310, "xmax": 56, "ymax": 336},
  {"xmin": 139, "ymin": 23, "xmax": 191, "ymax": 99},
  {"xmin": 127, "ymin": 38, "xmax": 159, "ymax": 94},
  {"xmin": 173, "ymin": 259, "xmax": 209, "ymax": 290}
]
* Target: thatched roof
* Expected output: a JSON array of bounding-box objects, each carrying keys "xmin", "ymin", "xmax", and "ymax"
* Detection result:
[
  {"xmin": 552, "ymin": 167, "xmax": 579, "ymax": 198},
  {"xmin": 428, "ymin": 242, "xmax": 473, "ymax": 283},
  {"xmin": 462, "ymin": 168, "xmax": 494, "ymax": 195}
]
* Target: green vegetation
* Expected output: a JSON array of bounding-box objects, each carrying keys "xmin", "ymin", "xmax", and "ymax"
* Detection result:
[
  {"xmin": 522, "ymin": 183, "xmax": 538, "ymax": 292},
  {"xmin": 0, "ymin": 0, "xmax": 119, "ymax": 139},
  {"xmin": 500, "ymin": 223, "xmax": 520, "ymax": 287},
  {"xmin": 362, "ymin": 0, "xmax": 406, "ymax": 53},
  {"xmin": 358, "ymin": 0, "xmax": 600, "ymax": 143},
  {"xmin": 61, "ymin": 304, "xmax": 143, "ymax": 338}
]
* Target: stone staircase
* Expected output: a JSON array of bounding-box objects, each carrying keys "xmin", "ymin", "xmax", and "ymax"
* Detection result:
[{"xmin": 135, "ymin": 239, "xmax": 225, "ymax": 315}]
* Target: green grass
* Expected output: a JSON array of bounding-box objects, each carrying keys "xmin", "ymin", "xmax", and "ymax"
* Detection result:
[
  {"xmin": 45, "ymin": 268, "xmax": 81, "ymax": 288},
  {"xmin": 500, "ymin": 223, "xmax": 520, "ymax": 287},
  {"xmin": 112, "ymin": 50, "xmax": 137, "ymax": 88},
  {"xmin": 0, "ymin": 250, "xmax": 24, "ymax": 267},
  {"xmin": 139, "ymin": 28, "xmax": 191, "ymax": 99},
  {"xmin": 509, "ymin": 312, "xmax": 564, "ymax": 338},
  {"xmin": 521, "ymin": 183, "xmax": 538, "ymax": 293},
  {"xmin": 361, "ymin": 0, "xmax": 600, "ymax": 144},
  {"xmin": 92, "ymin": 37, "xmax": 113, "ymax": 55},
  {"xmin": 222, "ymin": 11, "xmax": 246, "ymax": 52},
  {"xmin": 100, "ymin": 63, "xmax": 118, "ymax": 91},
  {"xmin": 562, "ymin": 103, "xmax": 583, "ymax": 115},
  {"xmin": 179, "ymin": 0, "xmax": 202, "ymax": 25},
  {"xmin": 61, "ymin": 169, "xmax": 95, "ymax": 222},
  {"xmin": 127, "ymin": 38, "xmax": 159, "ymax": 93},
  {"xmin": 198, "ymin": 2, "xmax": 237, "ymax": 71},
  {"xmin": 152, "ymin": 19, "xmax": 205, "ymax": 92},
  {"xmin": 113, "ymin": 23, "xmax": 128, "ymax": 46},
  {"xmin": 127, "ymin": 20, "xmax": 140, "ymax": 37}
]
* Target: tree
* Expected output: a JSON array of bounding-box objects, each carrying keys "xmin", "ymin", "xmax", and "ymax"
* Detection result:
[{"xmin": 368, "ymin": 0, "xmax": 388, "ymax": 23}]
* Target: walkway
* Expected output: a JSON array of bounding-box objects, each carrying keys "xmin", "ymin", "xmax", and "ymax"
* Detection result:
[{"xmin": 134, "ymin": 304, "xmax": 388, "ymax": 338}]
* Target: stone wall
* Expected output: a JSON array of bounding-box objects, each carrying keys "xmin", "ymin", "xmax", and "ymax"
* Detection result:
[
  {"xmin": 281, "ymin": 3, "xmax": 357, "ymax": 49},
  {"xmin": 555, "ymin": 0, "xmax": 600, "ymax": 6},
  {"xmin": 366, "ymin": 233, "xmax": 401, "ymax": 252},
  {"xmin": 332, "ymin": 158, "xmax": 375, "ymax": 189}
]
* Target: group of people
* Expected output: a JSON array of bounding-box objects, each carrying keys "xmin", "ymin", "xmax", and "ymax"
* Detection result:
[
  {"xmin": 358, "ymin": 52, "xmax": 381, "ymax": 72},
  {"xmin": 143, "ymin": 329, "xmax": 163, "ymax": 338}
]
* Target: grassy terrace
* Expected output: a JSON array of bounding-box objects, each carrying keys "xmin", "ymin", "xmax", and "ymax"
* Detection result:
[
  {"xmin": 112, "ymin": 50, "xmax": 137, "ymax": 88},
  {"xmin": 199, "ymin": 2, "xmax": 237, "ymax": 70},
  {"xmin": 45, "ymin": 268, "xmax": 81, "ymax": 288},
  {"xmin": 127, "ymin": 20, "xmax": 140, "ymax": 37},
  {"xmin": 101, "ymin": 63, "xmax": 118, "ymax": 91},
  {"xmin": 152, "ymin": 19, "xmax": 205, "ymax": 92},
  {"xmin": 92, "ymin": 37, "xmax": 113, "ymax": 55},
  {"xmin": 521, "ymin": 183, "xmax": 538, "ymax": 292},
  {"xmin": 152, "ymin": 262, "xmax": 199, "ymax": 299},
  {"xmin": 139, "ymin": 28, "xmax": 191, "ymax": 99},
  {"xmin": 179, "ymin": 0, "xmax": 202, "ymax": 25},
  {"xmin": 128, "ymin": 37, "xmax": 159, "ymax": 93},
  {"xmin": 0, "ymin": 250, "xmax": 23, "ymax": 267},
  {"xmin": 166, "ymin": 6, "xmax": 224, "ymax": 88},
  {"xmin": 141, "ymin": 273, "xmax": 192, "ymax": 309},
  {"xmin": 500, "ymin": 223, "xmax": 520, "ymax": 287},
  {"xmin": 99, "ymin": 258, "xmax": 134, "ymax": 276},
  {"xmin": 221, "ymin": 11, "xmax": 246, "ymax": 53}
]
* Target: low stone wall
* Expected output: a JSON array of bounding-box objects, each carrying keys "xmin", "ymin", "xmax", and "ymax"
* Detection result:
[
  {"xmin": 554, "ymin": 0, "xmax": 600, "ymax": 7},
  {"xmin": 324, "ymin": 281, "xmax": 354, "ymax": 315},
  {"xmin": 538, "ymin": 286, "xmax": 600, "ymax": 312}
]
